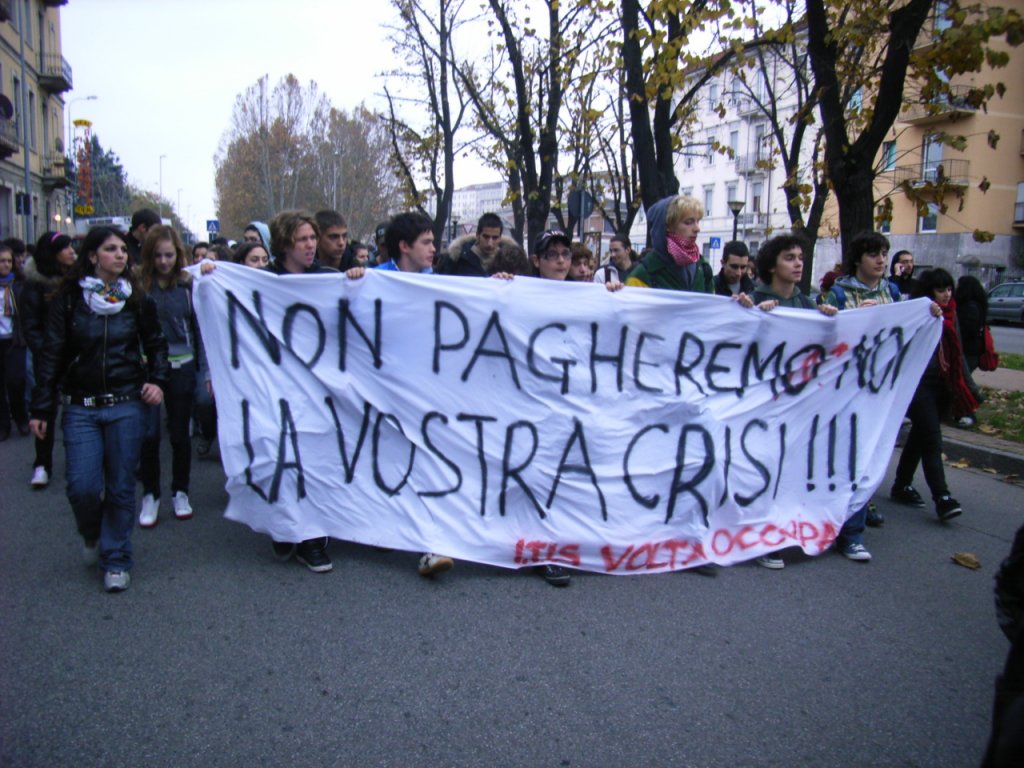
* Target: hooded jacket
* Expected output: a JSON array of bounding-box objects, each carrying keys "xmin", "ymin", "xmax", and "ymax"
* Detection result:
[
  {"xmin": 436, "ymin": 233, "xmax": 519, "ymax": 277},
  {"xmin": 625, "ymin": 196, "xmax": 713, "ymax": 293}
]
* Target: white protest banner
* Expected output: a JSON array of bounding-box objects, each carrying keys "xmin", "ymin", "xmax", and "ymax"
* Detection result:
[{"xmin": 191, "ymin": 262, "xmax": 940, "ymax": 574}]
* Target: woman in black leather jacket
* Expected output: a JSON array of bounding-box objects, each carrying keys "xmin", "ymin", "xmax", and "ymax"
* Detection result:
[{"xmin": 29, "ymin": 227, "xmax": 168, "ymax": 593}]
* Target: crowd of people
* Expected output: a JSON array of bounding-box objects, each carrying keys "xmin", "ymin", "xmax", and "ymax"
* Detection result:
[{"xmin": 0, "ymin": 197, "xmax": 982, "ymax": 593}]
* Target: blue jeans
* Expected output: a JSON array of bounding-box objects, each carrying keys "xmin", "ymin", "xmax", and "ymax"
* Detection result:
[
  {"xmin": 837, "ymin": 503, "xmax": 867, "ymax": 548},
  {"xmin": 62, "ymin": 400, "xmax": 147, "ymax": 571}
]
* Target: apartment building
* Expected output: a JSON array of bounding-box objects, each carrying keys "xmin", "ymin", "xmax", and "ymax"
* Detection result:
[
  {"xmin": 856, "ymin": 0, "xmax": 1024, "ymax": 287},
  {"xmin": 629, "ymin": 37, "xmax": 818, "ymax": 267},
  {"xmin": 0, "ymin": 0, "xmax": 71, "ymax": 243}
]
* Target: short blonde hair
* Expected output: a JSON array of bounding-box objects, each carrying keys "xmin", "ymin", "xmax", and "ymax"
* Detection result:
[{"xmin": 666, "ymin": 195, "xmax": 704, "ymax": 231}]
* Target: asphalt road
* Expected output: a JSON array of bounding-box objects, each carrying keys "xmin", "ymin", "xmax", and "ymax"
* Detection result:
[
  {"xmin": 1, "ymin": 430, "xmax": 1020, "ymax": 768},
  {"xmin": 991, "ymin": 324, "xmax": 1024, "ymax": 355}
]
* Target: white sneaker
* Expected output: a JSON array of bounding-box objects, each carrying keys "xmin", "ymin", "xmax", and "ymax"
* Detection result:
[
  {"xmin": 756, "ymin": 555, "xmax": 785, "ymax": 570},
  {"xmin": 418, "ymin": 553, "xmax": 454, "ymax": 576},
  {"xmin": 172, "ymin": 492, "xmax": 193, "ymax": 520},
  {"xmin": 139, "ymin": 494, "xmax": 159, "ymax": 528},
  {"xmin": 104, "ymin": 571, "xmax": 130, "ymax": 592},
  {"xmin": 30, "ymin": 466, "xmax": 49, "ymax": 488}
]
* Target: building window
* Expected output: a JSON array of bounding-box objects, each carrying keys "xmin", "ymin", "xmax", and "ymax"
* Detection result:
[
  {"xmin": 729, "ymin": 130, "xmax": 739, "ymax": 156},
  {"xmin": 705, "ymin": 132, "xmax": 715, "ymax": 166},
  {"xmin": 752, "ymin": 181, "xmax": 763, "ymax": 214},
  {"xmin": 877, "ymin": 205, "xmax": 891, "ymax": 234},
  {"xmin": 882, "ymin": 141, "xmax": 896, "ymax": 171},
  {"xmin": 726, "ymin": 183, "xmax": 737, "ymax": 204},
  {"xmin": 28, "ymin": 90, "xmax": 35, "ymax": 150},
  {"xmin": 919, "ymin": 202, "xmax": 939, "ymax": 233},
  {"xmin": 703, "ymin": 186, "xmax": 714, "ymax": 217},
  {"xmin": 849, "ymin": 88, "xmax": 863, "ymax": 113},
  {"xmin": 1014, "ymin": 182, "xmax": 1023, "ymax": 224},
  {"xmin": 709, "ymin": 82, "xmax": 719, "ymax": 111},
  {"xmin": 12, "ymin": 76, "xmax": 20, "ymax": 138},
  {"xmin": 923, "ymin": 133, "xmax": 943, "ymax": 181}
]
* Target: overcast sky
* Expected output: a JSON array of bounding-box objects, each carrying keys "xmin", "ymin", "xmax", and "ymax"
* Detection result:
[{"xmin": 61, "ymin": 0, "xmax": 498, "ymax": 238}]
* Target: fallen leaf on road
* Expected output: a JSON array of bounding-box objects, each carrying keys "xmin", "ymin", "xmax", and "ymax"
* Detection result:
[
  {"xmin": 978, "ymin": 425, "xmax": 999, "ymax": 435},
  {"xmin": 949, "ymin": 459, "xmax": 971, "ymax": 469},
  {"xmin": 983, "ymin": 467, "xmax": 998, "ymax": 474},
  {"xmin": 951, "ymin": 552, "xmax": 981, "ymax": 570}
]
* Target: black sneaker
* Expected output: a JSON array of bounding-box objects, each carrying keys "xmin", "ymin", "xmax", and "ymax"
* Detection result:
[
  {"xmin": 271, "ymin": 540, "xmax": 296, "ymax": 561},
  {"xmin": 537, "ymin": 564, "xmax": 571, "ymax": 587},
  {"xmin": 890, "ymin": 484, "xmax": 926, "ymax": 508},
  {"xmin": 295, "ymin": 538, "xmax": 333, "ymax": 573},
  {"xmin": 936, "ymin": 495, "xmax": 963, "ymax": 522},
  {"xmin": 865, "ymin": 502, "xmax": 885, "ymax": 528}
]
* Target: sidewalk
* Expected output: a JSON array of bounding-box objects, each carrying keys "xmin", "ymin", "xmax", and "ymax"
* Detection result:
[{"xmin": 940, "ymin": 367, "xmax": 1024, "ymax": 475}]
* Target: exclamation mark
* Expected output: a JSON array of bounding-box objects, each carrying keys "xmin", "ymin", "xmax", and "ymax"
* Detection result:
[
  {"xmin": 807, "ymin": 415, "xmax": 819, "ymax": 491},
  {"xmin": 848, "ymin": 413, "xmax": 858, "ymax": 491},
  {"xmin": 827, "ymin": 415, "xmax": 837, "ymax": 492}
]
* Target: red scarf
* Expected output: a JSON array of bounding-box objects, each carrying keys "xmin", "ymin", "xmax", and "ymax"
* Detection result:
[
  {"xmin": 666, "ymin": 234, "xmax": 700, "ymax": 266},
  {"xmin": 938, "ymin": 297, "xmax": 979, "ymax": 418}
]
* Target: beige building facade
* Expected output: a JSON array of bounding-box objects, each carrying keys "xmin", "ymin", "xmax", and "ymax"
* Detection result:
[
  {"xmin": 0, "ymin": 0, "xmax": 71, "ymax": 244},
  {"xmin": 814, "ymin": 1, "xmax": 1024, "ymax": 287}
]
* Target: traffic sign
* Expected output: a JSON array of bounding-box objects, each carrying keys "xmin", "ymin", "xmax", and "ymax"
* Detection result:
[
  {"xmin": 710, "ymin": 236, "xmax": 722, "ymax": 249},
  {"xmin": 206, "ymin": 219, "xmax": 220, "ymax": 233}
]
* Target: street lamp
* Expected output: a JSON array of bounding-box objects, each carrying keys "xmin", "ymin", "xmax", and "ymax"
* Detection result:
[
  {"xmin": 728, "ymin": 199, "xmax": 745, "ymax": 241},
  {"xmin": 159, "ymin": 154, "xmax": 167, "ymax": 218}
]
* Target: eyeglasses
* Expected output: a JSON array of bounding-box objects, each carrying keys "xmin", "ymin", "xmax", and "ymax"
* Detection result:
[{"xmin": 540, "ymin": 249, "xmax": 572, "ymax": 261}]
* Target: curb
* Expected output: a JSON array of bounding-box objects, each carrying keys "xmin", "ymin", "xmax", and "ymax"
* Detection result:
[{"xmin": 942, "ymin": 434, "xmax": 1024, "ymax": 477}]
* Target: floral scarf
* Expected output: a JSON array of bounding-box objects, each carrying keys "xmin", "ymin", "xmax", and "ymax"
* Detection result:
[
  {"xmin": 0, "ymin": 272, "xmax": 13, "ymax": 317},
  {"xmin": 80, "ymin": 276, "xmax": 132, "ymax": 315}
]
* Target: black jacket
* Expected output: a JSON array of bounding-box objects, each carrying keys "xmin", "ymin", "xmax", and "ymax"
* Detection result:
[
  {"xmin": 959, "ymin": 299, "xmax": 985, "ymax": 359},
  {"xmin": 713, "ymin": 270, "xmax": 755, "ymax": 297},
  {"xmin": 30, "ymin": 287, "xmax": 169, "ymax": 416},
  {"xmin": 20, "ymin": 257, "xmax": 64, "ymax": 356}
]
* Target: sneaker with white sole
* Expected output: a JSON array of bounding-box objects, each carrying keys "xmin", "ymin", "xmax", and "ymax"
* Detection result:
[
  {"xmin": 104, "ymin": 571, "xmax": 130, "ymax": 592},
  {"xmin": 172, "ymin": 492, "xmax": 193, "ymax": 520},
  {"xmin": 756, "ymin": 555, "xmax": 785, "ymax": 570},
  {"xmin": 840, "ymin": 542, "xmax": 872, "ymax": 562},
  {"xmin": 30, "ymin": 466, "xmax": 49, "ymax": 488},
  {"xmin": 295, "ymin": 538, "xmax": 333, "ymax": 573},
  {"xmin": 138, "ymin": 494, "xmax": 159, "ymax": 528},
  {"xmin": 418, "ymin": 553, "xmax": 454, "ymax": 576},
  {"xmin": 936, "ymin": 495, "xmax": 963, "ymax": 521}
]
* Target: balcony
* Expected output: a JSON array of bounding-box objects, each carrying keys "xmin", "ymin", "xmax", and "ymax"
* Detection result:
[
  {"xmin": 38, "ymin": 53, "xmax": 73, "ymax": 93},
  {"xmin": 735, "ymin": 151, "xmax": 771, "ymax": 175},
  {"xmin": 41, "ymin": 154, "xmax": 70, "ymax": 190},
  {"xmin": 0, "ymin": 119, "xmax": 18, "ymax": 159},
  {"xmin": 900, "ymin": 85, "xmax": 976, "ymax": 125},
  {"xmin": 893, "ymin": 159, "xmax": 970, "ymax": 189},
  {"xmin": 732, "ymin": 96, "xmax": 763, "ymax": 118}
]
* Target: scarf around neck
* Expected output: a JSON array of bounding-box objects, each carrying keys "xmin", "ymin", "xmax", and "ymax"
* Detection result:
[
  {"xmin": 666, "ymin": 233, "xmax": 700, "ymax": 266},
  {"xmin": 80, "ymin": 276, "xmax": 132, "ymax": 315},
  {"xmin": 937, "ymin": 297, "xmax": 979, "ymax": 419}
]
